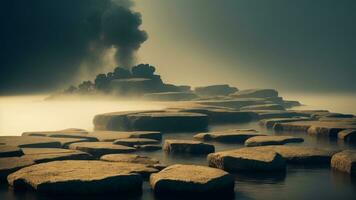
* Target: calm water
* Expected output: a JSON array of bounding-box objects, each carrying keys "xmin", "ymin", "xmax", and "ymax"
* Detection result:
[{"xmin": 0, "ymin": 94, "xmax": 356, "ymax": 200}]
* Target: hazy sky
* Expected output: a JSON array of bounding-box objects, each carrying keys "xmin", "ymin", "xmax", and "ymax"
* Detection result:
[
  {"xmin": 1, "ymin": 0, "xmax": 355, "ymax": 94},
  {"xmin": 135, "ymin": 0, "xmax": 356, "ymax": 92}
]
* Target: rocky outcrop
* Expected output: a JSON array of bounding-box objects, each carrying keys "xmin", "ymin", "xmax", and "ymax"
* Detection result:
[
  {"xmin": 244, "ymin": 136, "xmax": 304, "ymax": 147},
  {"xmin": 208, "ymin": 148, "xmax": 286, "ymax": 172},
  {"xmin": 150, "ymin": 164, "xmax": 235, "ymax": 195},
  {"xmin": 194, "ymin": 129, "xmax": 264, "ymax": 143},
  {"xmin": 7, "ymin": 160, "xmax": 157, "ymax": 194},
  {"xmin": 331, "ymin": 150, "xmax": 356, "ymax": 176},
  {"xmin": 68, "ymin": 142, "xmax": 135, "ymax": 157},
  {"xmin": 163, "ymin": 140, "xmax": 215, "ymax": 154},
  {"xmin": 94, "ymin": 111, "xmax": 209, "ymax": 132}
]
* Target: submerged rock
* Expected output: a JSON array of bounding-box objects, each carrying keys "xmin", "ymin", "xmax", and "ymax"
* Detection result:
[
  {"xmin": 194, "ymin": 129, "xmax": 264, "ymax": 143},
  {"xmin": 113, "ymin": 138, "xmax": 160, "ymax": 147},
  {"xmin": 338, "ymin": 129, "xmax": 356, "ymax": 143},
  {"xmin": 7, "ymin": 160, "xmax": 157, "ymax": 194},
  {"xmin": 244, "ymin": 136, "xmax": 304, "ymax": 147},
  {"xmin": 94, "ymin": 111, "xmax": 209, "ymax": 132},
  {"xmin": 163, "ymin": 140, "xmax": 215, "ymax": 154},
  {"xmin": 150, "ymin": 164, "xmax": 235, "ymax": 195},
  {"xmin": 331, "ymin": 150, "xmax": 356, "ymax": 176},
  {"xmin": 0, "ymin": 136, "xmax": 61, "ymax": 148},
  {"xmin": 68, "ymin": 142, "xmax": 135, "ymax": 157},
  {"xmin": 250, "ymin": 146, "xmax": 336, "ymax": 165},
  {"xmin": 0, "ymin": 146, "xmax": 23, "ymax": 157},
  {"xmin": 194, "ymin": 84, "xmax": 238, "ymax": 97},
  {"xmin": 208, "ymin": 148, "xmax": 286, "ymax": 172}
]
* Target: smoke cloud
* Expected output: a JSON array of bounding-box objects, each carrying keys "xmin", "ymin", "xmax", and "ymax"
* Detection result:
[{"xmin": 0, "ymin": 0, "xmax": 147, "ymax": 94}]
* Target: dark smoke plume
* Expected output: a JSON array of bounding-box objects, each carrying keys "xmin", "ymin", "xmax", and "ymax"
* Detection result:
[{"xmin": 0, "ymin": 0, "xmax": 147, "ymax": 94}]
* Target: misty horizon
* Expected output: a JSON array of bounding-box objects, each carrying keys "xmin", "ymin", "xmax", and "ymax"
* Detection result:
[{"xmin": 1, "ymin": 0, "xmax": 356, "ymax": 94}]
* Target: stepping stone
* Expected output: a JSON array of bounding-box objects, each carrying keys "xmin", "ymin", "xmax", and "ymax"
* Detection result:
[
  {"xmin": 113, "ymin": 138, "xmax": 160, "ymax": 147},
  {"xmin": 101, "ymin": 154, "xmax": 159, "ymax": 166},
  {"xmin": 94, "ymin": 111, "xmax": 209, "ymax": 132},
  {"xmin": 51, "ymin": 137, "xmax": 95, "ymax": 148},
  {"xmin": 163, "ymin": 140, "xmax": 215, "ymax": 154},
  {"xmin": 134, "ymin": 144, "xmax": 162, "ymax": 151},
  {"xmin": 259, "ymin": 117, "xmax": 310, "ymax": 128},
  {"xmin": 9, "ymin": 136, "xmax": 95, "ymax": 148},
  {"xmin": 7, "ymin": 160, "xmax": 158, "ymax": 194},
  {"xmin": 244, "ymin": 136, "xmax": 304, "ymax": 147},
  {"xmin": 21, "ymin": 148, "xmax": 92, "ymax": 163},
  {"xmin": 307, "ymin": 125, "xmax": 356, "ymax": 138},
  {"xmin": 256, "ymin": 110, "xmax": 309, "ymax": 119},
  {"xmin": 0, "ymin": 157, "xmax": 34, "ymax": 181},
  {"xmin": 150, "ymin": 164, "xmax": 234, "ymax": 195},
  {"xmin": 0, "ymin": 136, "xmax": 61, "ymax": 148},
  {"xmin": 68, "ymin": 142, "xmax": 135, "ymax": 157},
  {"xmin": 143, "ymin": 92, "xmax": 198, "ymax": 101},
  {"xmin": 194, "ymin": 84, "xmax": 238, "ymax": 97},
  {"xmin": 230, "ymin": 89, "xmax": 278, "ymax": 98},
  {"xmin": 338, "ymin": 129, "xmax": 356, "ymax": 143},
  {"xmin": 22, "ymin": 128, "xmax": 89, "ymax": 139},
  {"xmin": 129, "ymin": 131, "xmax": 162, "ymax": 140},
  {"xmin": 0, "ymin": 148, "xmax": 91, "ymax": 181},
  {"xmin": 194, "ymin": 129, "xmax": 264, "ymax": 143},
  {"xmin": 240, "ymin": 103, "xmax": 285, "ymax": 111},
  {"xmin": 331, "ymin": 150, "xmax": 356, "ymax": 176},
  {"xmin": 88, "ymin": 131, "xmax": 162, "ymax": 142},
  {"xmin": 198, "ymin": 98, "xmax": 269, "ymax": 110},
  {"xmin": 208, "ymin": 148, "xmax": 286, "ymax": 172},
  {"xmin": 274, "ymin": 120, "xmax": 356, "ymax": 134},
  {"xmin": 250, "ymin": 146, "xmax": 336, "ymax": 164},
  {"xmin": 178, "ymin": 108, "xmax": 258, "ymax": 123},
  {"xmin": 0, "ymin": 145, "xmax": 23, "ymax": 157}
]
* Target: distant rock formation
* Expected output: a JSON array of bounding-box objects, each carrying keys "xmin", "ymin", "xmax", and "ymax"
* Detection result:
[{"xmin": 60, "ymin": 64, "xmax": 191, "ymax": 97}]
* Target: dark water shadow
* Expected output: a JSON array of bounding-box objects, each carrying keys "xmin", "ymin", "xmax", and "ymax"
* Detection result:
[{"xmin": 233, "ymin": 171, "xmax": 287, "ymax": 185}]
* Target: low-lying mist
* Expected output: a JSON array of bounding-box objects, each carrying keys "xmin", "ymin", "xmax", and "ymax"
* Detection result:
[
  {"xmin": 1, "ymin": 92, "xmax": 355, "ymax": 136},
  {"xmin": 0, "ymin": 95, "xmax": 165, "ymax": 136}
]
